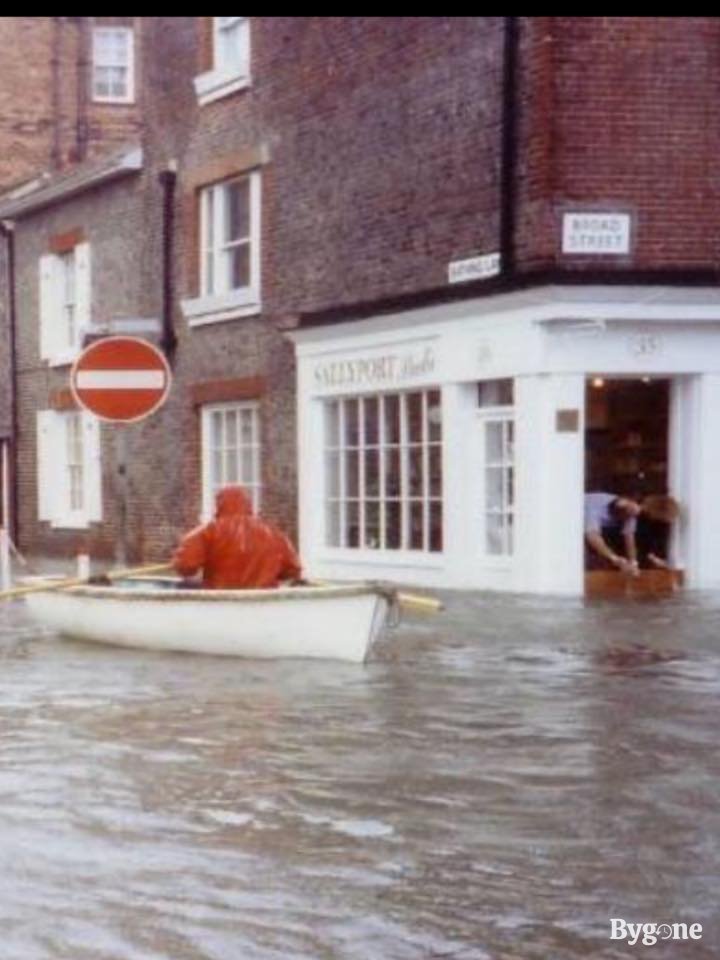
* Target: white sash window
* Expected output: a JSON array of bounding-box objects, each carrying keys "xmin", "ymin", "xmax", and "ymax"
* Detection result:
[
  {"xmin": 39, "ymin": 243, "xmax": 91, "ymax": 366},
  {"xmin": 477, "ymin": 379, "xmax": 515, "ymax": 558},
  {"xmin": 37, "ymin": 410, "xmax": 102, "ymax": 528},
  {"xmin": 194, "ymin": 17, "xmax": 251, "ymax": 105},
  {"xmin": 92, "ymin": 27, "xmax": 135, "ymax": 103},
  {"xmin": 201, "ymin": 402, "xmax": 261, "ymax": 520},
  {"xmin": 324, "ymin": 390, "xmax": 443, "ymax": 553}
]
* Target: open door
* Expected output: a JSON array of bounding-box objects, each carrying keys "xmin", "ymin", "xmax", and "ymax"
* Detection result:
[{"xmin": 584, "ymin": 377, "xmax": 681, "ymax": 597}]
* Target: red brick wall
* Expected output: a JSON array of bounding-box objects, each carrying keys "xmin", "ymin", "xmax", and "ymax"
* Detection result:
[
  {"xmin": 522, "ymin": 16, "xmax": 720, "ymax": 272},
  {"xmin": 0, "ymin": 17, "xmax": 142, "ymax": 190}
]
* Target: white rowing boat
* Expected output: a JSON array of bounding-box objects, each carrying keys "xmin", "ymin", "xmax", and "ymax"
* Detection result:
[{"xmin": 24, "ymin": 579, "xmax": 392, "ymax": 663}]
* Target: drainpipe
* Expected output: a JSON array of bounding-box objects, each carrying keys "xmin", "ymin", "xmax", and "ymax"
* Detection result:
[
  {"xmin": 0, "ymin": 220, "xmax": 19, "ymax": 546},
  {"xmin": 51, "ymin": 17, "xmax": 62, "ymax": 169},
  {"xmin": 74, "ymin": 17, "xmax": 90, "ymax": 162},
  {"xmin": 158, "ymin": 162, "xmax": 178, "ymax": 361},
  {"xmin": 499, "ymin": 15, "xmax": 519, "ymax": 279}
]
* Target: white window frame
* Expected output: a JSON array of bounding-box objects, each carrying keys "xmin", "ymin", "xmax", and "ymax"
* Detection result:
[
  {"xmin": 323, "ymin": 390, "xmax": 443, "ymax": 555},
  {"xmin": 200, "ymin": 401, "xmax": 261, "ymax": 521},
  {"xmin": 39, "ymin": 242, "xmax": 91, "ymax": 367},
  {"xmin": 37, "ymin": 410, "xmax": 102, "ymax": 529},
  {"xmin": 194, "ymin": 17, "xmax": 251, "ymax": 106},
  {"xmin": 477, "ymin": 408, "xmax": 515, "ymax": 562},
  {"xmin": 181, "ymin": 172, "xmax": 261, "ymax": 326},
  {"xmin": 91, "ymin": 26, "xmax": 135, "ymax": 104}
]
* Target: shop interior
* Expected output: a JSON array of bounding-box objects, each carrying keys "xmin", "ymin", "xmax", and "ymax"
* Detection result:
[{"xmin": 584, "ymin": 376, "xmax": 678, "ymax": 589}]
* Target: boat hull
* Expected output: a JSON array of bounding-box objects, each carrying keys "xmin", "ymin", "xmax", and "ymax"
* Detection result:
[{"xmin": 25, "ymin": 582, "xmax": 390, "ymax": 663}]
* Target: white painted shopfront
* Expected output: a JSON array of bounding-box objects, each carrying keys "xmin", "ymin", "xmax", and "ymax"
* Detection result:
[{"xmin": 291, "ymin": 286, "xmax": 720, "ymax": 595}]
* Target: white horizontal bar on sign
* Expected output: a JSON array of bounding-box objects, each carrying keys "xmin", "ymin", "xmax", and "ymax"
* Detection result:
[{"xmin": 76, "ymin": 370, "xmax": 166, "ymax": 390}]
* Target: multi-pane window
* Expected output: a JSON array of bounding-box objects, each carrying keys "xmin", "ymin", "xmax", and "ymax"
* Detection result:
[
  {"xmin": 201, "ymin": 402, "xmax": 261, "ymax": 518},
  {"xmin": 39, "ymin": 242, "xmax": 91, "ymax": 364},
  {"xmin": 36, "ymin": 410, "xmax": 102, "ymax": 528},
  {"xmin": 92, "ymin": 27, "xmax": 134, "ymax": 103},
  {"xmin": 324, "ymin": 390, "xmax": 443, "ymax": 552},
  {"xmin": 213, "ymin": 17, "xmax": 249, "ymax": 76},
  {"xmin": 194, "ymin": 17, "xmax": 251, "ymax": 105},
  {"xmin": 200, "ymin": 174, "xmax": 259, "ymax": 301},
  {"xmin": 478, "ymin": 379, "xmax": 514, "ymax": 557}
]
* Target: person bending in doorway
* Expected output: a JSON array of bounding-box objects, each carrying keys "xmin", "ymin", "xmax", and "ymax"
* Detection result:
[{"xmin": 584, "ymin": 492, "xmax": 679, "ymax": 574}]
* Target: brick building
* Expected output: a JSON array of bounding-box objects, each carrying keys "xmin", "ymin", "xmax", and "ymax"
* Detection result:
[{"xmin": 1, "ymin": 17, "xmax": 719, "ymax": 593}]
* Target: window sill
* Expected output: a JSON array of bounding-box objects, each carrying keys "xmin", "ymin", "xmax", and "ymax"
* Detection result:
[
  {"xmin": 50, "ymin": 515, "xmax": 91, "ymax": 530},
  {"xmin": 92, "ymin": 95, "xmax": 135, "ymax": 105},
  {"xmin": 317, "ymin": 548, "xmax": 445, "ymax": 569},
  {"xmin": 181, "ymin": 291, "xmax": 261, "ymax": 327},
  {"xmin": 194, "ymin": 69, "xmax": 251, "ymax": 106},
  {"xmin": 46, "ymin": 349, "xmax": 81, "ymax": 368}
]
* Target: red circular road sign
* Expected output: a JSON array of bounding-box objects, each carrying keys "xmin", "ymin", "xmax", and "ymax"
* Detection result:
[{"xmin": 70, "ymin": 336, "xmax": 172, "ymax": 423}]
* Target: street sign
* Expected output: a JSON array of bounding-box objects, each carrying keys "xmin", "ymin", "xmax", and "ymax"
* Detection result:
[{"xmin": 70, "ymin": 336, "xmax": 171, "ymax": 423}]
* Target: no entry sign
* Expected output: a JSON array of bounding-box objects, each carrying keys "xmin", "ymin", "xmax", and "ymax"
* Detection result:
[{"xmin": 70, "ymin": 336, "xmax": 171, "ymax": 423}]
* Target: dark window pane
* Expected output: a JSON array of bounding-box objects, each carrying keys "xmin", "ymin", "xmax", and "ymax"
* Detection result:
[
  {"xmin": 426, "ymin": 389, "xmax": 442, "ymax": 442},
  {"xmin": 478, "ymin": 378, "xmax": 514, "ymax": 407},
  {"xmin": 410, "ymin": 501, "xmax": 424, "ymax": 550},
  {"xmin": 429, "ymin": 445, "xmax": 442, "ymax": 498},
  {"xmin": 386, "ymin": 500, "xmax": 401, "ymax": 549},
  {"xmin": 345, "ymin": 450, "xmax": 359, "ymax": 498},
  {"xmin": 385, "ymin": 447, "xmax": 401, "ymax": 497},
  {"xmin": 408, "ymin": 445, "xmax": 424, "ymax": 497},
  {"xmin": 345, "ymin": 399, "xmax": 359, "ymax": 447},
  {"xmin": 365, "ymin": 449, "xmax": 379, "ymax": 497},
  {"xmin": 407, "ymin": 392, "xmax": 423, "ymax": 442},
  {"xmin": 365, "ymin": 501, "xmax": 380, "ymax": 549},
  {"xmin": 430, "ymin": 501, "xmax": 443, "ymax": 552},
  {"xmin": 384, "ymin": 394, "xmax": 401, "ymax": 444},
  {"xmin": 226, "ymin": 179, "xmax": 250, "ymax": 241},
  {"xmin": 363, "ymin": 396, "xmax": 379, "ymax": 445},
  {"xmin": 346, "ymin": 501, "xmax": 360, "ymax": 548},
  {"xmin": 229, "ymin": 244, "xmax": 250, "ymax": 289}
]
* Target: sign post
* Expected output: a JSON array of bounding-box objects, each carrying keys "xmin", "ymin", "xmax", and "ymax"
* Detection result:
[{"xmin": 70, "ymin": 337, "xmax": 172, "ymax": 567}]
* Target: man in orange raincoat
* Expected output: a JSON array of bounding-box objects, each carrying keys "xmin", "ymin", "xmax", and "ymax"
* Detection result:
[{"xmin": 172, "ymin": 486, "xmax": 302, "ymax": 589}]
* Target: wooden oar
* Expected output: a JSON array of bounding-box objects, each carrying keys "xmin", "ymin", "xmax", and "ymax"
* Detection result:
[
  {"xmin": 307, "ymin": 577, "xmax": 443, "ymax": 615},
  {"xmin": 396, "ymin": 592, "xmax": 444, "ymax": 615},
  {"xmin": 0, "ymin": 562, "xmax": 173, "ymax": 602}
]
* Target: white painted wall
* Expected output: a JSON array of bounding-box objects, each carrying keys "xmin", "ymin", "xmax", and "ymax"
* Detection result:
[
  {"xmin": 292, "ymin": 286, "xmax": 720, "ymax": 595},
  {"xmin": 684, "ymin": 374, "xmax": 720, "ymax": 589},
  {"xmin": 515, "ymin": 374, "xmax": 585, "ymax": 595}
]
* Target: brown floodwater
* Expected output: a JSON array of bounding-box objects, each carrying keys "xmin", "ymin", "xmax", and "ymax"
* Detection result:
[{"xmin": 0, "ymin": 591, "xmax": 718, "ymax": 959}]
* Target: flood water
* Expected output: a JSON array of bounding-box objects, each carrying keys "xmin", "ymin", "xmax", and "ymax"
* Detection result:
[{"xmin": 0, "ymin": 591, "xmax": 718, "ymax": 959}]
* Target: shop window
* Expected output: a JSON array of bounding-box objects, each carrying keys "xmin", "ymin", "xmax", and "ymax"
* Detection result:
[
  {"xmin": 36, "ymin": 410, "xmax": 102, "ymax": 528},
  {"xmin": 481, "ymin": 416, "xmax": 514, "ymax": 556},
  {"xmin": 478, "ymin": 378, "xmax": 514, "ymax": 407},
  {"xmin": 201, "ymin": 402, "xmax": 261, "ymax": 519},
  {"xmin": 92, "ymin": 27, "xmax": 135, "ymax": 103},
  {"xmin": 477, "ymin": 378, "xmax": 514, "ymax": 558},
  {"xmin": 38, "ymin": 243, "xmax": 91, "ymax": 366},
  {"xmin": 324, "ymin": 390, "xmax": 443, "ymax": 552}
]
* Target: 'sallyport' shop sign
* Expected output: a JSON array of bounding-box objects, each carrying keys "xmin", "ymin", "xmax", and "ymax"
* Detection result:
[{"xmin": 312, "ymin": 344, "xmax": 437, "ymax": 394}]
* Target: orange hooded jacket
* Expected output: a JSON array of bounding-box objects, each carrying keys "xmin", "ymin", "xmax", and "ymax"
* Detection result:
[{"xmin": 172, "ymin": 486, "xmax": 302, "ymax": 589}]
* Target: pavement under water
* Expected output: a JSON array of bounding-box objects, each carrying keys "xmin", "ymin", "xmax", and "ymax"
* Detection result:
[{"xmin": 0, "ymin": 590, "xmax": 718, "ymax": 959}]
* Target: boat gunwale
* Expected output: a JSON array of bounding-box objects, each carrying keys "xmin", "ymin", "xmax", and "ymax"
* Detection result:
[{"xmin": 31, "ymin": 582, "xmax": 387, "ymax": 604}]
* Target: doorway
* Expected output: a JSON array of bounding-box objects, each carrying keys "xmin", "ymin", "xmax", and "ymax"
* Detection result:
[
  {"xmin": 584, "ymin": 377, "xmax": 680, "ymax": 593},
  {"xmin": 585, "ymin": 377, "xmax": 670, "ymax": 497}
]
